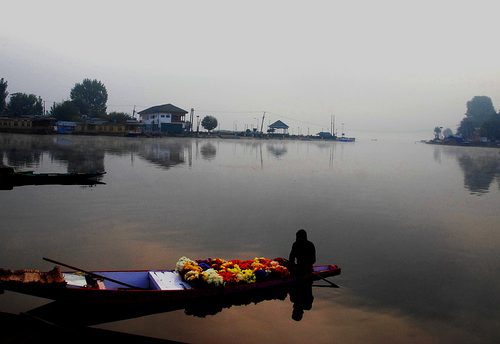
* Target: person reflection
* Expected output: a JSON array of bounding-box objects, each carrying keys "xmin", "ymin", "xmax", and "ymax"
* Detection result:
[
  {"xmin": 289, "ymin": 278, "xmax": 314, "ymax": 321},
  {"xmin": 288, "ymin": 228, "xmax": 316, "ymax": 321}
]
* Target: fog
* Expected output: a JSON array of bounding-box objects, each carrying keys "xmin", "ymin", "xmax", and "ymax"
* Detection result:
[{"xmin": 1, "ymin": 0, "xmax": 500, "ymax": 136}]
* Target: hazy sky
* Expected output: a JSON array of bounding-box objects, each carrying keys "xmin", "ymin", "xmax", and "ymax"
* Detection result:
[{"xmin": 1, "ymin": 0, "xmax": 500, "ymax": 136}]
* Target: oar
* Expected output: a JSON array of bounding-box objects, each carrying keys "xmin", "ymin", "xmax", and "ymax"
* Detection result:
[
  {"xmin": 43, "ymin": 257, "xmax": 145, "ymax": 290},
  {"xmin": 317, "ymin": 276, "xmax": 340, "ymax": 288}
]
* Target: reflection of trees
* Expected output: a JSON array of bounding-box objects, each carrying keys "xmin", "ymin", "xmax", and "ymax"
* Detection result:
[
  {"xmin": 266, "ymin": 143, "xmax": 287, "ymax": 158},
  {"xmin": 0, "ymin": 133, "xmax": 190, "ymax": 172},
  {"xmin": 457, "ymin": 155, "xmax": 499, "ymax": 194},
  {"xmin": 439, "ymin": 147, "xmax": 500, "ymax": 195},
  {"xmin": 200, "ymin": 143, "xmax": 216, "ymax": 160}
]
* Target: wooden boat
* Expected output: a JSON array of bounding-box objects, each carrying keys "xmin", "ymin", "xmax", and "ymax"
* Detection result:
[
  {"xmin": 0, "ymin": 260, "xmax": 341, "ymax": 306},
  {"xmin": 0, "ymin": 167, "xmax": 105, "ymax": 188}
]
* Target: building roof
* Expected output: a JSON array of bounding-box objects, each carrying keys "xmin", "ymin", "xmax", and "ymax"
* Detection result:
[
  {"xmin": 138, "ymin": 104, "xmax": 188, "ymax": 115},
  {"xmin": 268, "ymin": 120, "xmax": 289, "ymax": 129}
]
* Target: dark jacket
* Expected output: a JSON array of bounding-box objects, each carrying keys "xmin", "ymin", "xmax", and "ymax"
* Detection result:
[{"xmin": 289, "ymin": 239, "xmax": 316, "ymax": 267}]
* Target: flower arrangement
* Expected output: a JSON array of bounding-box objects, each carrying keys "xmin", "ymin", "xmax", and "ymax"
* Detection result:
[{"xmin": 174, "ymin": 256, "xmax": 290, "ymax": 287}]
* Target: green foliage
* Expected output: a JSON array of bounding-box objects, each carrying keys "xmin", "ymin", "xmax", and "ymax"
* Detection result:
[
  {"xmin": 49, "ymin": 101, "xmax": 80, "ymax": 121},
  {"xmin": 464, "ymin": 96, "xmax": 496, "ymax": 126},
  {"xmin": 70, "ymin": 79, "xmax": 108, "ymax": 118},
  {"xmin": 456, "ymin": 96, "xmax": 497, "ymax": 140},
  {"xmin": 433, "ymin": 126, "xmax": 442, "ymax": 140},
  {"xmin": 7, "ymin": 93, "xmax": 43, "ymax": 117},
  {"xmin": 480, "ymin": 115, "xmax": 500, "ymax": 141},
  {"xmin": 107, "ymin": 111, "xmax": 134, "ymax": 123},
  {"xmin": 0, "ymin": 78, "xmax": 8, "ymax": 114},
  {"xmin": 201, "ymin": 115, "xmax": 218, "ymax": 132},
  {"xmin": 457, "ymin": 117, "xmax": 475, "ymax": 140}
]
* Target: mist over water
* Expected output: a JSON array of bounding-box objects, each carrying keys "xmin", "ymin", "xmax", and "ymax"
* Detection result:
[{"xmin": 1, "ymin": 133, "xmax": 499, "ymax": 343}]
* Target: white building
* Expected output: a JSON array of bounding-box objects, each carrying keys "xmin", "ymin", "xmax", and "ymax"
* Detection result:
[{"xmin": 138, "ymin": 103, "xmax": 188, "ymax": 134}]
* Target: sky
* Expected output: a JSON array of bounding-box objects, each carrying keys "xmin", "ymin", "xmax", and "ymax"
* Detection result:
[{"xmin": 1, "ymin": 0, "xmax": 500, "ymax": 137}]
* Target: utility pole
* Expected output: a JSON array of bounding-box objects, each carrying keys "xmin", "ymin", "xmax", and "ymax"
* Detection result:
[
  {"xmin": 132, "ymin": 105, "xmax": 136, "ymax": 120},
  {"xmin": 190, "ymin": 108, "xmax": 194, "ymax": 133},
  {"xmin": 260, "ymin": 111, "xmax": 265, "ymax": 134}
]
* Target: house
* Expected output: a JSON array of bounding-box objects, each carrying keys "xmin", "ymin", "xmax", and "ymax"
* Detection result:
[
  {"xmin": 268, "ymin": 120, "xmax": 289, "ymax": 135},
  {"xmin": 138, "ymin": 103, "xmax": 188, "ymax": 134}
]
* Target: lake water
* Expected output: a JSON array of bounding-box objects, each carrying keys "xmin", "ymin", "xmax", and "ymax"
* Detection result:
[{"xmin": 1, "ymin": 132, "xmax": 499, "ymax": 343}]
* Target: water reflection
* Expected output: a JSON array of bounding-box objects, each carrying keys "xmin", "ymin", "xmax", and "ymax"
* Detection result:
[
  {"xmin": 21, "ymin": 280, "xmax": 316, "ymax": 327},
  {"xmin": 0, "ymin": 133, "xmax": 190, "ymax": 172},
  {"xmin": 437, "ymin": 146, "xmax": 500, "ymax": 194},
  {"xmin": 199, "ymin": 142, "xmax": 217, "ymax": 161},
  {"xmin": 0, "ymin": 311, "xmax": 176, "ymax": 344},
  {"xmin": 266, "ymin": 143, "xmax": 288, "ymax": 158}
]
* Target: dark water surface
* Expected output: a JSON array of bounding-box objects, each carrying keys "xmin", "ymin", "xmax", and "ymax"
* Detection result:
[{"xmin": 1, "ymin": 133, "xmax": 499, "ymax": 343}]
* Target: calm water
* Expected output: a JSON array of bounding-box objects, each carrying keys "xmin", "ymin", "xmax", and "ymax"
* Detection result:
[{"xmin": 1, "ymin": 133, "xmax": 499, "ymax": 343}]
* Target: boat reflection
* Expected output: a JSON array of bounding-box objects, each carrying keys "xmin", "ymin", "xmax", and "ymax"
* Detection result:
[
  {"xmin": 23, "ymin": 280, "xmax": 320, "ymax": 328},
  {"xmin": 0, "ymin": 311, "xmax": 180, "ymax": 344}
]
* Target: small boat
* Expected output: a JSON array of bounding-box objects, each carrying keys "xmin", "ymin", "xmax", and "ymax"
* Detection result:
[
  {"xmin": 0, "ymin": 258, "xmax": 341, "ymax": 306},
  {"xmin": 0, "ymin": 167, "xmax": 106, "ymax": 188}
]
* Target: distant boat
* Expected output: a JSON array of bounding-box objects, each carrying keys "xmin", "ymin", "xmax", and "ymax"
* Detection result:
[{"xmin": 336, "ymin": 137, "xmax": 355, "ymax": 142}]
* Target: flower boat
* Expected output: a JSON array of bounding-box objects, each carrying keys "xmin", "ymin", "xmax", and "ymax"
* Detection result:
[{"xmin": 0, "ymin": 257, "xmax": 341, "ymax": 305}]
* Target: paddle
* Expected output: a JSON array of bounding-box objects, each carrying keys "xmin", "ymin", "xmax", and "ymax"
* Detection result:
[
  {"xmin": 317, "ymin": 276, "xmax": 340, "ymax": 288},
  {"xmin": 43, "ymin": 257, "xmax": 145, "ymax": 290}
]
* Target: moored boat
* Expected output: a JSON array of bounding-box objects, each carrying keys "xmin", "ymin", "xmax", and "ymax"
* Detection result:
[
  {"xmin": 0, "ymin": 257, "xmax": 341, "ymax": 305},
  {"xmin": 0, "ymin": 167, "xmax": 106, "ymax": 188}
]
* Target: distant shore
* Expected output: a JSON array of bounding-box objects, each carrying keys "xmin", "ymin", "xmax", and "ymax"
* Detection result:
[{"xmin": 424, "ymin": 140, "xmax": 500, "ymax": 149}]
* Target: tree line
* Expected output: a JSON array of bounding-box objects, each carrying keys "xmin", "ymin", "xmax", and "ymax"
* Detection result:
[
  {"xmin": 0, "ymin": 77, "xmax": 133, "ymax": 123},
  {"xmin": 435, "ymin": 96, "xmax": 500, "ymax": 142}
]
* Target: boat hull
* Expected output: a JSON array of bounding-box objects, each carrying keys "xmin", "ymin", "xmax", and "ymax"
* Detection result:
[{"xmin": 1, "ymin": 265, "xmax": 340, "ymax": 305}]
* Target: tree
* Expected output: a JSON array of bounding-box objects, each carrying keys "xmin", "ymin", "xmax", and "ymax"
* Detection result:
[
  {"xmin": 0, "ymin": 78, "xmax": 8, "ymax": 114},
  {"xmin": 107, "ymin": 111, "xmax": 134, "ymax": 123},
  {"xmin": 7, "ymin": 93, "xmax": 43, "ymax": 117},
  {"xmin": 481, "ymin": 115, "xmax": 500, "ymax": 141},
  {"xmin": 49, "ymin": 101, "xmax": 80, "ymax": 121},
  {"xmin": 201, "ymin": 115, "xmax": 218, "ymax": 132},
  {"xmin": 442, "ymin": 128, "xmax": 453, "ymax": 138},
  {"xmin": 70, "ymin": 79, "xmax": 108, "ymax": 118},
  {"xmin": 433, "ymin": 126, "xmax": 442, "ymax": 140},
  {"xmin": 464, "ymin": 96, "xmax": 496, "ymax": 127},
  {"xmin": 457, "ymin": 117, "xmax": 475, "ymax": 140}
]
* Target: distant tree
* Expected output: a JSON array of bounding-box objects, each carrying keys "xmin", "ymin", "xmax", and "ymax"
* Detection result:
[
  {"xmin": 0, "ymin": 78, "xmax": 8, "ymax": 114},
  {"xmin": 480, "ymin": 115, "xmax": 500, "ymax": 141},
  {"xmin": 433, "ymin": 126, "xmax": 442, "ymax": 140},
  {"xmin": 442, "ymin": 128, "xmax": 453, "ymax": 138},
  {"xmin": 7, "ymin": 93, "xmax": 43, "ymax": 117},
  {"xmin": 457, "ymin": 117, "xmax": 475, "ymax": 140},
  {"xmin": 49, "ymin": 101, "xmax": 80, "ymax": 121},
  {"xmin": 201, "ymin": 115, "xmax": 218, "ymax": 132},
  {"xmin": 107, "ymin": 111, "xmax": 134, "ymax": 123},
  {"xmin": 70, "ymin": 79, "xmax": 108, "ymax": 118},
  {"xmin": 464, "ymin": 96, "xmax": 496, "ymax": 127}
]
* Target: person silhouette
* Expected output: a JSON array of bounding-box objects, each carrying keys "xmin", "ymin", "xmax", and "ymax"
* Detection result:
[{"xmin": 289, "ymin": 229, "xmax": 316, "ymax": 277}]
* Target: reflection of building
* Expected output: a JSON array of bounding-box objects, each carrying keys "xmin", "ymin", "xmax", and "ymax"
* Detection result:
[
  {"xmin": 138, "ymin": 141, "xmax": 188, "ymax": 169},
  {"xmin": 138, "ymin": 104, "xmax": 188, "ymax": 134},
  {"xmin": 266, "ymin": 143, "xmax": 288, "ymax": 158},
  {"xmin": 0, "ymin": 116, "xmax": 56, "ymax": 134}
]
